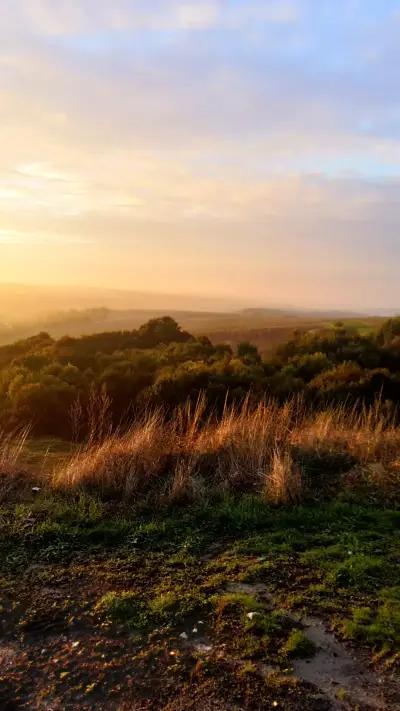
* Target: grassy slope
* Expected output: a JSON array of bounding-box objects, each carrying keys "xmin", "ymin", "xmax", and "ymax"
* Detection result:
[
  {"xmin": 2, "ymin": 400, "xmax": 400, "ymax": 708},
  {"xmin": 1, "ymin": 494, "xmax": 399, "ymax": 709}
]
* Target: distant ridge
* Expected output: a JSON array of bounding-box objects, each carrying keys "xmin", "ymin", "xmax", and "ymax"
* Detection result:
[
  {"xmin": 1, "ymin": 283, "xmax": 396, "ymax": 324},
  {"xmin": 0, "ymin": 283, "xmax": 243, "ymax": 322}
]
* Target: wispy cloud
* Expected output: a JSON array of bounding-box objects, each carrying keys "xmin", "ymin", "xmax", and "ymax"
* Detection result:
[
  {"xmin": 2, "ymin": 0, "xmax": 301, "ymax": 34},
  {"xmin": 0, "ymin": 227, "xmax": 92, "ymax": 245}
]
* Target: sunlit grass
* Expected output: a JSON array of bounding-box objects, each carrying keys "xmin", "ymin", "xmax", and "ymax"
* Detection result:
[{"xmin": 49, "ymin": 396, "xmax": 400, "ymax": 505}]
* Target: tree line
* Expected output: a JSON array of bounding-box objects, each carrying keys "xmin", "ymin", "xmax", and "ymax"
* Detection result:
[{"xmin": 1, "ymin": 315, "xmax": 400, "ymax": 438}]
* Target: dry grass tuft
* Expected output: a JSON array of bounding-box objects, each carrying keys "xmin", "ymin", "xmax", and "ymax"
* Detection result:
[
  {"xmin": 55, "ymin": 409, "xmax": 170, "ymax": 499},
  {"xmin": 52, "ymin": 397, "xmax": 400, "ymax": 505},
  {"xmin": 0, "ymin": 427, "xmax": 31, "ymax": 502},
  {"xmin": 266, "ymin": 448, "xmax": 302, "ymax": 505}
]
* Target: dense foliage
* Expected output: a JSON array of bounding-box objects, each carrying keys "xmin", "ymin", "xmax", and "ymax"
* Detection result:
[{"xmin": 1, "ymin": 315, "xmax": 400, "ymax": 437}]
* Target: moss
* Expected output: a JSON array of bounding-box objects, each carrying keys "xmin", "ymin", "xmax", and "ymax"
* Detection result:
[
  {"xmin": 343, "ymin": 598, "xmax": 400, "ymax": 650},
  {"xmin": 237, "ymin": 660, "xmax": 258, "ymax": 677},
  {"xmin": 281, "ymin": 630, "xmax": 316, "ymax": 659},
  {"xmin": 352, "ymin": 606, "xmax": 373, "ymax": 624},
  {"xmin": 149, "ymin": 580, "xmax": 209, "ymax": 626},
  {"xmin": 336, "ymin": 688, "xmax": 347, "ymax": 702},
  {"xmin": 244, "ymin": 610, "xmax": 286, "ymax": 637},
  {"xmin": 213, "ymin": 591, "xmax": 263, "ymax": 617},
  {"xmin": 239, "ymin": 560, "xmax": 273, "ymax": 583},
  {"xmin": 149, "ymin": 590, "xmax": 179, "ymax": 616},
  {"xmin": 95, "ymin": 591, "xmax": 148, "ymax": 629},
  {"xmin": 237, "ymin": 633, "xmax": 266, "ymax": 659}
]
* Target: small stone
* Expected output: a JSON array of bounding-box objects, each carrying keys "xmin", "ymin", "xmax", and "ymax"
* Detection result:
[
  {"xmin": 192, "ymin": 627, "xmax": 198, "ymax": 633},
  {"xmin": 247, "ymin": 611, "xmax": 259, "ymax": 620},
  {"xmin": 179, "ymin": 632, "xmax": 188, "ymax": 640}
]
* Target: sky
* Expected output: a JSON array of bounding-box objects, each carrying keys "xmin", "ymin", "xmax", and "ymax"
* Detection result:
[{"xmin": 1, "ymin": 0, "xmax": 400, "ymax": 310}]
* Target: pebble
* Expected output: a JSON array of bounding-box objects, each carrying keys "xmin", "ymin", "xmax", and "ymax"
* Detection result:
[{"xmin": 247, "ymin": 611, "xmax": 259, "ymax": 620}]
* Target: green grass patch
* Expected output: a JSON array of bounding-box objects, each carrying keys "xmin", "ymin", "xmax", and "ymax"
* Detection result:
[
  {"xmin": 343, "ymin": 595, "xmax": 400, "ymax": 650},
  {"xmin": 281, "ymin": 629, "xmax": 316, "ymax": 659},
  {"xmin": 213, "ymin": 591, "xmax": 263, "ymax": 617},
  {"xmin": 95, "ymin": 591, "xmax": 148, "ymax": 630},
  {"xmin": 326, "ymin": 554, "xmax": 391, "ymax": 590}
]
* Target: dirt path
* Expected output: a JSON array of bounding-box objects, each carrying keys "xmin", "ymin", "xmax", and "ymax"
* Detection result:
[
  {"xmin": 226, "ymin": 582, "xmax": 400, "ymax": 710},
  {"xmin": 292, "ymin": 616, "xmax": 396, "ymax": 710},
  {"xmin": 1, "ymin": 547, "xmax": 399, "ymax": 709}
]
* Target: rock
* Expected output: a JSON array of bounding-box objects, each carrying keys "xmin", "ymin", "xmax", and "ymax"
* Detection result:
[{"xmin": 247, "ymin": 611, "xmax": 259, "ymax": 620}]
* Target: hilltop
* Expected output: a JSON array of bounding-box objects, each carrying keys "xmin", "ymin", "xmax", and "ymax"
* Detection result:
[{"xmin": 1, "ymin": 315, "xmax": 400, "ymax": 709}]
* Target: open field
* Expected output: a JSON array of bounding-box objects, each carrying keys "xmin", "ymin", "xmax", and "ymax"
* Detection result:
[
  {"xmin": 0, "ymin": 400, "xmax": 399, "ymax": 709},
  {"xmin": 205, "ymin": 316, "xmax": 384, "ymax": 355}
]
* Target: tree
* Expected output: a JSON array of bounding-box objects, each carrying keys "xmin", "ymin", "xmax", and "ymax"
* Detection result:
[
  {"xmin": 237, "ymin": 341, "xmax": 261, "ymax": 364},
  {"xmin": 137, "ymin": 317, "xmax": 192, "ymax": 347}
]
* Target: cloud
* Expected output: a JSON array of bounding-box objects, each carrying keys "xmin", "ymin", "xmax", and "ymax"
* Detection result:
[
  {"xmin": 0, "ymin": 227, "xmax": 91, "ymax": 245},
  {"xmin": 2, "ymin": 0, "xmax": 300, "ymax": 35},
  {"xmin": 0, "ymin": 1, "xmax": 399, "ymax": 307},
  {"xmin": 17, "ymin": 162, "xmax": 77, "ymax": 182}
]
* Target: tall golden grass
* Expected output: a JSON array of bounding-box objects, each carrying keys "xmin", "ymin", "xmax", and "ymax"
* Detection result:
[
  {"xmin": 0, "ymin": 426, "xmax": 30, "ymax": 502},
  {"xmin": 51, "ymin": 396, "xmax": 400, "ymax": 505}
]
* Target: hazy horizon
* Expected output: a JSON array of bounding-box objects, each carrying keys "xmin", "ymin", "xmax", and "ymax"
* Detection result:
[
  {"xmin": 0, "ymin": 282, "xmax": 398, "ymax": 324},
  {"xmin": 1, "ymin": 1, "xmax": 399, "ymax": 310}
]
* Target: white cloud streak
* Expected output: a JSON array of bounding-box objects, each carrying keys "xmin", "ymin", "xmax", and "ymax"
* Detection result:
[{"xmin": 2, "ymin": 0, "xmax": 300, "ymax": 34}]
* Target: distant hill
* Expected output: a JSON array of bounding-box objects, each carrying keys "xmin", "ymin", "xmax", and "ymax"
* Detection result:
[
  {"xmin": 0, "ymin": 283, "xmax": 242, "ymax": 323},
  {"xmin": 0, "ymin": 282, "xmax": 393, "ymax": 353},
  {"xmin": 0, "ymin": 307, "xmax": 385, "ymax": 355}
]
